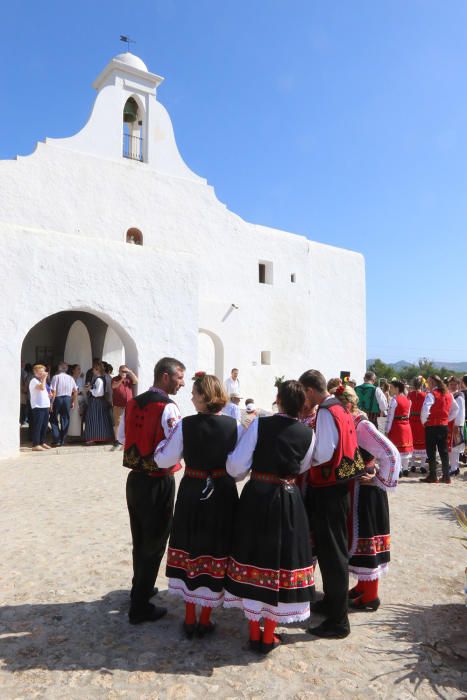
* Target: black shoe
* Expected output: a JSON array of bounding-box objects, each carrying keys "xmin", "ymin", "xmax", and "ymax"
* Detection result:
[
  {"xmin": 402, "ymin": 469, "xmax": 409, "ymax": 477},
  {"xmin": 440, "ymin": 475, "xmax": 452, "ymax": 484},
  {"xmin": 349, "ymin": 595, "xmax": 380, "ymax": 612},
  {"xmin": 419, "ymin": 475, "xmax": 439, "ymax": 483},
  {"xmin": 419, "ymin": 466, "xmax": 427, "ymax": 474},
  {"xmin": 260, "ymin": 634, "xmax": 282, "ymax": 654},
  {"xmin": 249, "ymin": 638, "xmax": 262, "ymax": 652},
  {"xmin": 197, "ymin": 621, "xmax": 216, "ymax": 638},
  {"xmin": 410, "ymin": 465, "xmax": 417, "ymax": 473},
  {"xmin": 310, "ymin": 599, "xmax": 330, "ymax": 615},
  {"xmin": 307, "ymin": 620, "xmax": 350, "ymax": 639},
  {"xmin": 183, "ymin": 622, "xmax": 197, "ymax": 639},
  {"xmin": 129, "ymin": 604, "xmax": 167, "ymax": 625}
]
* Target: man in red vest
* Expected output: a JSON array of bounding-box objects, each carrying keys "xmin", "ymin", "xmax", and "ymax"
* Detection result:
[
  {"xmin": 122, "ymin": 356, "xmax": 186, "ymax": 624},
  {"xmin": 299, "ymin": 369, "xmax": 364, "ymax": 639}
]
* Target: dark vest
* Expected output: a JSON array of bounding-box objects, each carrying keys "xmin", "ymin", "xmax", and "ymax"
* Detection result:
[
  {"xmin": 182, "ymin": 414, "xmax": 238, "ymax": 470},
  {"xmin": 123, "ymin": 389, "xmax": 178, "ymax": 474},
  {"xmin": 251, "ymin": 415, "xmax": 313, "ymax": 478}
]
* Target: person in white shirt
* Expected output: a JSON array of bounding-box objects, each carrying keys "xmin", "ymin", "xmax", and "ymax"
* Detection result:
[
  {"xmin": 29, "ymin": 364, "xmax": 52, "ymax": 451},
  {"xmin": 83, "ymin": 361, "xmax": 114, "ymax": 444},
  {"xmin": 50, "ymin": 362, "xmax": 77, "ymax": 446},
  {"xmin": 447, "ymin": 376, "xmax": 465, "ymax": 476},
  {"xmin": 222, "ymin": 391, "xmax": 242, "ymax": 421},
  {"xmin": 224, "ymin": 368, "xmax": 240, "ymax": 397}
]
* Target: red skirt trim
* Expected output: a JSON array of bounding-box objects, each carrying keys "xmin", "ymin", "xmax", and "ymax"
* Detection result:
[
  {"xmin": 227, "ymin": 557, "xmax": 314, "ymax": 591},
  {"xmin": 167, "ymin": 548, "xmax": 228, "ymax": 579}
]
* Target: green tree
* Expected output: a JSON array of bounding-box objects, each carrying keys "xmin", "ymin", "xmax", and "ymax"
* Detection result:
[{"xmin": 367, "ymin": 358, "xmax": 395, "ymax": 381}]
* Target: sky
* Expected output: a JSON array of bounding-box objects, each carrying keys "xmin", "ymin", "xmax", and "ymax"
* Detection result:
[{"xmin": 2, "ymin": 0, "xmax": 467, "ymax": 364}]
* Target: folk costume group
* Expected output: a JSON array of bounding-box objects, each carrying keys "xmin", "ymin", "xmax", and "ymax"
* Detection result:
[{"xmin": 119, "ymin": 358, "xmax": 405, "ymax": 653}]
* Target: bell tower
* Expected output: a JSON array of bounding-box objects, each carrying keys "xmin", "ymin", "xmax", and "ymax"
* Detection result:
[{"xmin": 45, "ymin": 51, "xmax": 203, "ymax": 182}]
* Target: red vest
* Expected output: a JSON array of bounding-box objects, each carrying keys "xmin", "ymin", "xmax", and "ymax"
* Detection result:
[
  {"xmin": 425, "ymin": 390, "xmax": 452, "ymax": 427},
  {"xmin": 387, "ymin": 394, "xmax": 413, "ymax": 453},
  {"xmin": 123, "ymin": 390, "xmax": 180, "ymax": 476},
  {"xmin": 310, "ymin": 399, "xmax": 365, "ymax": 487}
]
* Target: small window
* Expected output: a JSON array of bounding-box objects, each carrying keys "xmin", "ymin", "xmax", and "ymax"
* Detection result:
[
  {"xmin": 258, "ymin": 260, "xmax": 273, "ymax": 284},
  {"xmin": 126, "ymin": 227, "xmax": 143, "ymax": 245},
  {"xmin": 291, "ymin": 273, "xmax": 296, "ymax": 283},
  {"xmin": 261, "ymin": 351, "xmax": 271, "ymax": 365}
]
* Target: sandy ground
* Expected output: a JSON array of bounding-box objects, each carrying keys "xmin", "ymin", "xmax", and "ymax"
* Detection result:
[{"xmin": 0, "ymin": 447, "xmax": 466, "ymax": 700}]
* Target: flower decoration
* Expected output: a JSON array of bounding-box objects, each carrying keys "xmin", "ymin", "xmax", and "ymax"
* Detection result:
[
  {"xmin": 335, "ymin": 384, "xmax": 346, "ymax": 396},
  {"xmin": 192, "ymin": 370, "xmax": 206, "ymax": 381}
]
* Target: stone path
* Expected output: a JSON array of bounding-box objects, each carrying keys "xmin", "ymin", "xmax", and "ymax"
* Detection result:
[{"xmin": 0, "ymin": 449, "xmax": 466, "ymax": 699}]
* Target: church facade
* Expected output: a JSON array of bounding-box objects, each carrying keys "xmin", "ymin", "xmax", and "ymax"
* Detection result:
[{"xmin": 0, "ymin": 52, "xmax": 365, "ymax": 459}]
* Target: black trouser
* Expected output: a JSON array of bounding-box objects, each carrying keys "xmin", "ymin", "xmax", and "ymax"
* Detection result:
[
  {"xmin": 307, "ymin": 483, "xmax": 350, "ymax": 631},
  {"xmin": 425, "ymin": 425, "xmax": 450, "ymax": 478},
  {"xmin": 31, "ymin": 407, "xmax": 49, "ymax": 446},
  {"xmin": 126, "ymin": 470, "xmax": 175, "ymax": 613}
]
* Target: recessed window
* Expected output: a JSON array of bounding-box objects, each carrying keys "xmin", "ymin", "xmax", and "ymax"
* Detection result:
[
  {"xmin": 126, "ymin": 227, "xmax": 143, "ymax": 245},
  {"xmin": 258, "ymin": 260, "xmax": 273, "ymax": 285},
  {"xmin": 291, "ymin": 273, "xmax": 296, "ymax": 283},
  {"xmin": 261, "ymin": 351, "xmax": 271, "ymax": 365}
]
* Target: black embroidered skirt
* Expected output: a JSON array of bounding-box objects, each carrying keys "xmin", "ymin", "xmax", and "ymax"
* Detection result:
[{"xmin": 166, "ymin": 472, "xmax": 238, "ymax": 607}]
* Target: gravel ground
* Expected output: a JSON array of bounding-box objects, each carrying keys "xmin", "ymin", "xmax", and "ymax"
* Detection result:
[{"xmin": 0, "ymin": 447, "xmax": 466, "ymax": 699}]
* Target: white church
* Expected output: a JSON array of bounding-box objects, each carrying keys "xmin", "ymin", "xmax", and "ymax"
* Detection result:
[{"xmin": 0, "ymin": 51, "xmax": 365, "ymax": 459}]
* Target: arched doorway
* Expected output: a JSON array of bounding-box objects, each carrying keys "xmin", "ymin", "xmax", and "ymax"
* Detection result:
[
  {"xmin": 198, "ymin": 329, "xmax": 224, "ymax": 380},
  {"xmin": 20, "ymin": 310, "xmax": 137, "ymax": 447}
]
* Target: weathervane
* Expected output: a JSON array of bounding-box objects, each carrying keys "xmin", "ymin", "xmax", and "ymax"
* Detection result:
[{"xmin": 120, "ymin": 35, "xmax": 136, "ymax": 51}]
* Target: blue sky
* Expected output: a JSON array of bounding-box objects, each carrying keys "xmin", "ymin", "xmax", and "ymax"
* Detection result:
[{"xmin": 2, "ymin": 1, "xmax": 466, "ymax": 364}]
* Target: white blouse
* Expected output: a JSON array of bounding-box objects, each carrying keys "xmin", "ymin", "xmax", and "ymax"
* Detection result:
[{"xmin": 226, "ymin": 416, "xmax": 315, "ymax": 481}]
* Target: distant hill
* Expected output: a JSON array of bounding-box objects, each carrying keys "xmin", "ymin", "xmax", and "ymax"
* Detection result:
[{"xmin": 367, "ymin": 359, "xmax": 467, "ymax": 372}]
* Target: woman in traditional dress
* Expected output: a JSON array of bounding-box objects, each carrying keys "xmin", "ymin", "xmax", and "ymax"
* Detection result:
[
  {"xmin": 83, "ymin": 361, "xmax": 114, "ymax": 444},
  {"xmin": 155, "ymin": 372, "xmax": 239, "ymax": 638},
  {"xmin": 224, "ymin": 380, "xmax": 315, "ymax": 653},
  {"xmin": 67, "ymin": 364, "xmax": 85, "ymax": 439},
  {"xmin": 407, "ymin": 376, "xmax": 427, "ymax": 474},
  {"xmin": 385, "ymin": 379, "xmax": 413, "ymax": 477},
  {"xmin": 331, "ymin": 384, "xmax": 399, "ymax": 611}
]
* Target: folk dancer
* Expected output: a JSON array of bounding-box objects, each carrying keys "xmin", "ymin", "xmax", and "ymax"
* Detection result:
[
  {"xmin": 224, "ymin": 380, "xmax": 315, "ymax": 653},
  {"xmin": 355, "ymin": 371, "xmax": 388, "ymax": 428},
  {"xmin": 420, "ymin": 375, "xmax": 458, "ymax": 484},
  {"xmin": 120, "ymin": 357, "xmax": 185, "ymax": 624},
  {"xmin": 332, "ymin": 384, "xmax": 399, "ymax": 611},
  {"xmin": 407, "ymin": 377, "xmax": 427, "ymax": 474},
  {"xmin": 385, "ymin": 379, "xmax": 413, "ymax": 477},
  {"xmin": 447, "ymin": 376, "xmax": 465, "ymax": 477},
  {"xmin": 155, "ymin": 373, "xmax": 239, "ymax": 638},
  {"xmin": 300, "ymin": 370, "xmax": 365, "ymax": 640}
]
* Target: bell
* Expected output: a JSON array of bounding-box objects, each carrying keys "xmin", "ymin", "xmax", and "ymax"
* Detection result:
[{"xmin": 123, "ymin": 98, "xmax": 138, "ymax": 123}]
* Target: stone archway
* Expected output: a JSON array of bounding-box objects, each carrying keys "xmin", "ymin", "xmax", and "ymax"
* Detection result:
[{"xmin": 20, "ymin": 309, "xmax": 138, "ymax": 448}]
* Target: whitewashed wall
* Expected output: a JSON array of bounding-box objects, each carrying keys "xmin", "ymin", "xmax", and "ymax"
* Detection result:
[{"xmin": 0, "ymin": 53, "xmax": 365, "ymax": 458}]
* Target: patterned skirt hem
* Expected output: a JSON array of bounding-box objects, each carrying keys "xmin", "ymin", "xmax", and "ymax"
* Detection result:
[
  {"xmin": 168, "ymin": 579, "xmax": 225, "ymax": 608},
  {"xmin": 349, "ymin": 563, "xmax": 389, "ymax": 581},
  {"xmin": 223, "ymin": 594, "xmax": 310, "ymax": 624}
]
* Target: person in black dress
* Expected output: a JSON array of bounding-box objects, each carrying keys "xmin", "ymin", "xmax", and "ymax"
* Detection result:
[
  {"xmin": 224, "ymin": 380, "xmax": 315, "ymax": 653},
  {"xmin": 155, "ymin": 372, "xmax": 240, "ymax": 637}
]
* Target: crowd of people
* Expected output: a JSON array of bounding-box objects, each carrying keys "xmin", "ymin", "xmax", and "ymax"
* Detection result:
[
  {"xmin": 20, "ymin": 360, "xmax": 138, "ymax": 450},
  {"xmin": 21, "ymin": 356, "xmax": 466, "ymax": 652},
  {"xmin": 116, "ymin": 356, "xmax": 467, "ymax": 654}
]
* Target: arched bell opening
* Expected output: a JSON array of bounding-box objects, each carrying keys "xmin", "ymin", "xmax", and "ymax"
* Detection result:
[{"xmin": 122, "ymin": 96, "xmax": 144, "ymax": 162}]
